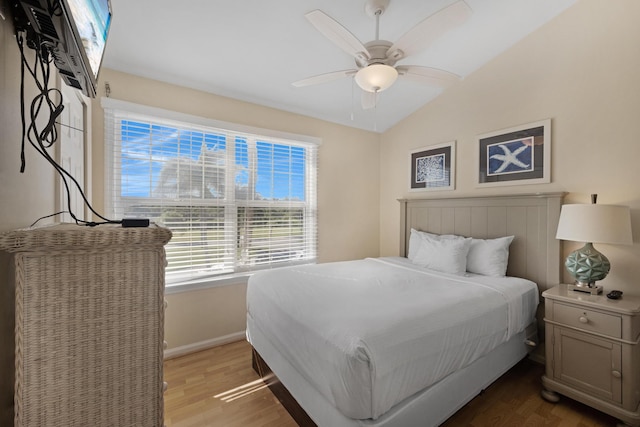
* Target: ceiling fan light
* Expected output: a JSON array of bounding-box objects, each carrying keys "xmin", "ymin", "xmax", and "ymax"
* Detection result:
[{"xmin": 355, "ymin": 64, "xmax": 398, "ymax": 92}]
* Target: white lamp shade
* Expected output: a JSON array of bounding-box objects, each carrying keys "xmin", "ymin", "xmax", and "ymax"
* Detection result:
[
  {"xmin": 355, "ymin": 64, "xmax": 398, "ymax": 93},
  {"xmin": 556, "ymin": 204, "xmax": 633, "ymax": 245}
]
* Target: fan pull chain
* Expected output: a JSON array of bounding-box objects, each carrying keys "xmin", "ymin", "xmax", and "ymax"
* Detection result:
[
  {"xmin": 350, "ymin": 77, "xmax": 355, "ymax": 121},
  {"xmin": 373, "ymin": 90, "xmax": 378, "ymax": 132}
]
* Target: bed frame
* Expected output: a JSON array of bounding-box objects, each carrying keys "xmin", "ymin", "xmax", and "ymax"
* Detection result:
[{"xmin": 251, "ymin": 192, "xmax": 565, "ymax": 426}]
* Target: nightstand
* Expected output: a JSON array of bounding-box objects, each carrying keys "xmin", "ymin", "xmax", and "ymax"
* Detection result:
[{"xmin": 542, "ymin": 285, "xmax": 640, "ymax": 426}]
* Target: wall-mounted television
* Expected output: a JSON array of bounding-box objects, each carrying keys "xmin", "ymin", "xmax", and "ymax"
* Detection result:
[{"xmin": 14, "ymin": 0, "xmax": 112, "ymax": 98}]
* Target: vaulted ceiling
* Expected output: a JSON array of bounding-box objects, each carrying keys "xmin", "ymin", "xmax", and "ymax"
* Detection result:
[{"xmin": 103, "ymin": 0, "xmax": 576, "ymax": 133}]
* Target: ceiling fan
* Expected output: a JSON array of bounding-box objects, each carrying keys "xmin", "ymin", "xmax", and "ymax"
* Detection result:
[{"xmin": 293, "ymin": 0, "xmax": 472, "ymax": 109}]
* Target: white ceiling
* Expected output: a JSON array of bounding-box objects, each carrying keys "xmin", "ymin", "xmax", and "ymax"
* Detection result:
[{"xmin": 102, "ymin": 0, "xmax": 576, "ymax": 133}]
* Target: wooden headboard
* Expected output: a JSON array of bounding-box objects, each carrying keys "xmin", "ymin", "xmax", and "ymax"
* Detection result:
[{"xmin": 399, "ymin": 193, "xmax": 565, "ymax": 292}]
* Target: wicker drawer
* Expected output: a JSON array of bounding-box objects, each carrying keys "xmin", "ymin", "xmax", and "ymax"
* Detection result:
[{"xmin": 553, "ymin": 302, "xmax": 621, "ymax": 338}]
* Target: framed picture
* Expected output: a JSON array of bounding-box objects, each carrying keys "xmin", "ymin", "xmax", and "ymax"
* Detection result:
[
  {"xmin": 476, "ymin": 119, "xmax": 551, "ymax": 187},
  {"xmin": 409, "ymin": 141, "xmax": 455, "ymax": 191}
]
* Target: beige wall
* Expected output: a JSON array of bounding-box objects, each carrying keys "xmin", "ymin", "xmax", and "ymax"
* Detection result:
[
  {"xmin": 0, "ymin": 7, "xmax": 60, "ymax": 424},
  {"xmin": 380, "ymin": 0, "xmax": 640, "ymax": 295},
  {"xmin": 90, "ymin": 69, "xmax": 381, "ymax": 350}
]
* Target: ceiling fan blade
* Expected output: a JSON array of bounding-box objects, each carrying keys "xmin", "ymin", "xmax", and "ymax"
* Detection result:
[
  {"xmin": 305, "ymin": 10, "xmax": 370, "ymax": 61},
  {"xmin": 361, "ymin": 91, "xmax": 377, "ymax": 110},
  {"xmin": 387, "ymin": 1, "xmax": 472, "ymax": 60},
  {"xmin": 292, "ymin": 69, "xmax": 357, "ymax": 87},
  {"xmin": 396, "ymin": 65, "xmax": 460, "ymax": 87}
]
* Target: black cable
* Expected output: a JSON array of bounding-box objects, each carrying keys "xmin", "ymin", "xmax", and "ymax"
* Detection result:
[
  {"xmin": 48, "ymin": 0, "xmax": 63, "ymax": 17},
  {"xmin": 19, "ymin": 30, "xmax": 77, "ymax": 223},
  {"xmin": 15, "ymin": 28, "xmax": 121, "ymax": 227},
  {"xmin": 18, "ymin": 32, "xmax": 26, "ymax": 173},
  {"xmin": 30, "ymin": 211, "xmax": 68, "ymax": 227}
]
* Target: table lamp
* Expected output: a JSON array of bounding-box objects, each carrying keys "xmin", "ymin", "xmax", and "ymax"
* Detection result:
[{"xmin": 555, "ymin": 194, "xmax": 633, "ymax": 294}]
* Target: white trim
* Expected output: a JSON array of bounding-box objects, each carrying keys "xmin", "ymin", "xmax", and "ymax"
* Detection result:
[
  {"xmin": 165, "ymin": 271, "xmax": 251, "ymax": 294},
  {"xmin": 100, "ymin": 97, "xmax": 322, "ymax": 146},
  {"xmin": 164, "ymin": 258, "xmax": 316, "ymax": 294},
  {"xmin": 163, "ymin": 331, "xmax": 246, "ymax": 360},
  {"xmin": 56, "ymin": 77, "xmax": 93, "ymax": 222}
]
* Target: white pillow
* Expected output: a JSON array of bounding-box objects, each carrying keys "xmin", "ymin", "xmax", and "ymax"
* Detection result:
[
  {"xmin": 466, "ymin": 236, "xmax": 515, "ymax": 277},
  {"xmin": 408, "ymin": 228, "xmax": 458, "ymax": 261},
  {"xmin": 412, "ymin": 233, "xmax": 472, "ymax": 275},
  {"xmin": 407, "ymin": 228, "xmax": 423, "ymax": 261}
]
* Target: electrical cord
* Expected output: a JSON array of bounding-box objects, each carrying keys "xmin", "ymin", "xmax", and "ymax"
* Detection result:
[
  {"xmin": 15, "ymin": 28, "xmax": 121, "ymax": 228},
  {"xmin": 30, "ymin": 211, "xmax": 68, "ymax": 227}
]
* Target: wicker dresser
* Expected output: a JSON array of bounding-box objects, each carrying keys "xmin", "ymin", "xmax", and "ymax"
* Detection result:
[{"xmin": 0, "ymin": 223, "xmax": 172, "ymax": 427}]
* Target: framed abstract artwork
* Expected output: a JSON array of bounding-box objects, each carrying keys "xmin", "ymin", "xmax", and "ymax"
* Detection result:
[
  {"xmin": 476, "ymin": 119, "xmax": 551, "ymax": 187},
  {"xmin": 409, "ymin": 141, "xmax": 455, "ymax": 191}
]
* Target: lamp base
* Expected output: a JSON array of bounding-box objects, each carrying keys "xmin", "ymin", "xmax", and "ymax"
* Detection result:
[
  {"xmin": 565, "ymin": 242, "xmax": 610, "ymax": 284},
  {"xmin": 568, "ymin": 283, "xmax": 603, "ymax": 295}
]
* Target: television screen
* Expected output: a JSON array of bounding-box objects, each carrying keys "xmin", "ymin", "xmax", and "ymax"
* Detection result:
[{"xmin": 65, "ymin": 0, "xmax": 112, "ymax": 80}]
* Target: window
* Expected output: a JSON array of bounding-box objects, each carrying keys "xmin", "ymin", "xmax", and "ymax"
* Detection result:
[{"xmin": 102, "ymin": 99, "xmax": 318, "ymax": 286}]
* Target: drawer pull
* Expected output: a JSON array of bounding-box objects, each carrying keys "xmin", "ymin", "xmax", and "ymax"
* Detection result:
[
  {"xmin": 612, "ymin": 370, "xmax": 622, "ymax": 379},
  {"xmin": 579, "ymin": 316, "xmax": 588, "ymax": 324}
]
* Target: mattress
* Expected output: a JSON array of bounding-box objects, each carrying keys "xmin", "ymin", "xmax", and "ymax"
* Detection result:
[{"xmin": 246, "ymin": 257, "xmax": 538, "ymax": 420}]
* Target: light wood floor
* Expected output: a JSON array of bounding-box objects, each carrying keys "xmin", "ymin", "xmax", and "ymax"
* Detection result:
[{"xmin": 164, "ymin": 340, "xmax": 619, "ymax": 427}]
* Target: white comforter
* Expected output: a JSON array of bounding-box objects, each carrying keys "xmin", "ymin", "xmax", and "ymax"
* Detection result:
[{"xmin": 246, "ymin": 257, "xmax": 538, "ymax": 420}]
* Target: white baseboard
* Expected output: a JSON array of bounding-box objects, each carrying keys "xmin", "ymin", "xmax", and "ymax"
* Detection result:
[{"xmin": 163, "ymin": 330, "xmax": 246, "ymax": 360}]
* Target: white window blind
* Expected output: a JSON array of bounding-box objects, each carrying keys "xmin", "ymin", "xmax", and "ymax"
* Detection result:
[{"xmin": 102, "ymin": 98, "xmax": 318, "ymax": 285}]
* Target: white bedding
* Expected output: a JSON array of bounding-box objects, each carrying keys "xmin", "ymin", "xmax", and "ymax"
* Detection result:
[{"xmin": 246, "ymin": 257, "xmax": 538, "ymax": 420}]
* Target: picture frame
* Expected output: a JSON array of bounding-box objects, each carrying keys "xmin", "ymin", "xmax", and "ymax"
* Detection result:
[
  {"xmin": 409, "ymin": 141, "xmax": 456, "ymax": 191},
  {"xmin": 476, "ymin": 119, "xmax": 551, "ymax": 187}
]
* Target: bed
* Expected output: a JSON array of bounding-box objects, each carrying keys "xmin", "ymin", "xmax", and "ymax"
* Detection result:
[{"xmin": 247, "ymin": 193, "xmax": 564, "ymax": 426}]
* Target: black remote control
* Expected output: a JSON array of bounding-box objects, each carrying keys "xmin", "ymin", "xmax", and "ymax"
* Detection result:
[{"xmin": 607, "ymin": 290, "xmax": 623, "ymax": 300}]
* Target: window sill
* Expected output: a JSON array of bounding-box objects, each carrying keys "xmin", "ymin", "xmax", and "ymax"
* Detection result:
[
  {"xmin": 164, "ymin": 259, "xmax": 317, "ymax": 295},
  {"xmin": 164, "ymin": 273, "xmax": 252, "ymax": 294}
]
